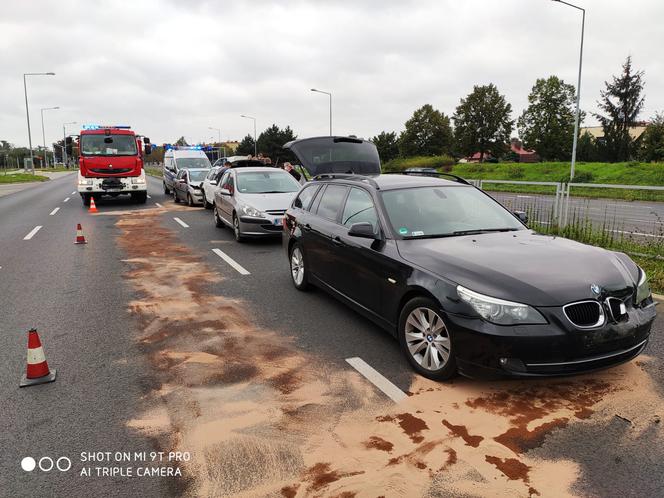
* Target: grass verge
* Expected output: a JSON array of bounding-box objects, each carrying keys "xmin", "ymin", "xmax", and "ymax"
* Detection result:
[
  {"xmin": 0, "ymin": 174, "xmax": 49, "ymax": 184},
  {"xmin": 145, "ymin": 166, "xmax": 162, "ymax": 178}
]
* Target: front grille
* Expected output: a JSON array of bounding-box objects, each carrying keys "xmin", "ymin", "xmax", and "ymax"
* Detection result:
[
  {"xmin": 563, "ymin": 300, "xmax": 604, "ymax": 328},
  {"xmin": 265, "ymin": 209, "xmax": 286, "ymax": 215},
  {"xmin": 607, "ymin": 297, "xmax": 627, "ymax": 322},
  {"xmin": 101, "ymin": 178, "xmax": 124, "ymax": 190},
  {"xmin": 90, "ymin": 168, "xmax": 132, "ymax": 174},
  {"xmin": 260, "ymin": 224, "xmax": 283, "ymax": 232}
]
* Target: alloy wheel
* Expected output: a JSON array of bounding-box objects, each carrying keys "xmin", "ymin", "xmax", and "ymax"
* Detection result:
[
  {"xmin": 291, "ymin": 247, "xmax": 304, "ymax": 286},
  {"xmin": 404, "ymin": 307, "xmax": 450, "ymax": 371}
]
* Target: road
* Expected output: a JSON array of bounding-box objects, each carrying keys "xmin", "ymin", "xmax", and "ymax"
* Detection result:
[
  {"xmin": 1, "ymin": 172, "xmax": 662, "ymax": 497},
  {"xmin": 489, "ymin": 190, "xmax": 664, "ymax": 238}
]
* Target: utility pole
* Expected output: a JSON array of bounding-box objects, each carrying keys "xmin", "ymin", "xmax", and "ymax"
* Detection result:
[{"xmin": 23, "ymin": 72, "xmax": 55, "ymax": 173}]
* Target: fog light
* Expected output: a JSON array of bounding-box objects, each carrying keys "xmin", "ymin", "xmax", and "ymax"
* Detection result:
[{"xmin": 499, "ymin": 358, "xmax": 508, "ymax": 366}]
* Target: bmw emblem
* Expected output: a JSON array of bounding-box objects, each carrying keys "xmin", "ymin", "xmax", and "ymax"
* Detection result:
[{"xmin": 590, "ymin": 284, "xmax": 602, "ymax": 296}]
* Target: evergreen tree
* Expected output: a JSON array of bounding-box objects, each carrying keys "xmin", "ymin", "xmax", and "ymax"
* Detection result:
[
  {"xmin": 576, "ymin": 132, "xmax": 598, "ymax": 162},
  {"xmin": 371, "ymin": 131, "xmax": 399, "ymax": 162},
  {"xmin": 639, "ymin": 112, "xmax": 664, "ymax": 162},
  {"xmin": 453, "ymin": 84, "xmax": 513, "ymax": 161},
  {"xmin": 594, "ymin": 56, "xmax": 645, "ymax": 161},
  {"xmin": 256, "ymin": 124, "xmax": 297, "ymax": 164},
  {"xmin": 398, "ymin": 104, "xmax": 454, "ymax": 157},
  {"xmin": 236, "ymin": 134, "xmax": 256, "ymax": 156}
]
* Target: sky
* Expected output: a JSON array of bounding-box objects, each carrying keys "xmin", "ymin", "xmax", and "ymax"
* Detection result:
[{"xmin": 1, "ymin": 0, "xmax": 663, "ymax": 149}]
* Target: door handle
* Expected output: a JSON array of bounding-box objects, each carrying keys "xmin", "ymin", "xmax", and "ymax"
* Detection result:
[
  {"xmin": 332, "ymin": 236, "xmax": 343, "ymax": 246},
  {"xmin": 302, "ymin": 223, "xmax": 311, "ymax": 231}
]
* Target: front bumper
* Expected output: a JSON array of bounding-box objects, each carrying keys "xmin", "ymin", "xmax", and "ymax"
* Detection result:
[
  {"xmin": 78, "ymin": 171, "xmax": 147, "ymax": 194},
  {"xmin": 238, "ymin": 215, "xmax": 284, "ymax": 237},
  {"xmin": 448, "ymin": 301, "xmax": 656, "ymax": 378}
]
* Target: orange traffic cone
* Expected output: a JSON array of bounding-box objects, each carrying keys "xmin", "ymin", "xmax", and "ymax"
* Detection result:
[
  {"xmin": 89, "ymin": 196, "xmax": 98, "ymax": 213},
  {"xmin": 74, "ymin": 223, "xmax": 87, "ymax": 244},
  {"xmin": 20, "ymin": 329, "xmax": 57, "ymax": 387}
]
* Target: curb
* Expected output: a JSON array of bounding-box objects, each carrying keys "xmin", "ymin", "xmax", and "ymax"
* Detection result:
[{"xmin": 653, "ymin": 293, "xmax": 664, "ymax": 303}]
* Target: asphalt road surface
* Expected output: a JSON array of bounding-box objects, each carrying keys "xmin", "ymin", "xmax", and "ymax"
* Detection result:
[
  {"xmin": 1, "ymin": 172, "xmax": 662, "ymax": 497},
  {"xmin": 490, "ymin": 190, "xmax": 664, "ymax": 238}
]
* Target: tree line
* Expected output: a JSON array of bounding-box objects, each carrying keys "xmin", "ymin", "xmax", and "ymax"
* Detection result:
[{"xmin": 374, "ymin": 56, "xmax": 664, "ymax": 164}]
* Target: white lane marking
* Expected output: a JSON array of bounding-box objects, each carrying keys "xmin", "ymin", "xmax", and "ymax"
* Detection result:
[
  {"xmin": 517, "ymin": 195, "xmax": 532, "ymax": 198},
  {"xmin": 345, "ymin": 357, "xmax": 407, "ymax": 403},
  {"xmin": 606, "ymin": 229, "xmax": 664, "ymax": 239},
  {"xmin": 71, "ymin": 191, "xmax": 76, "ymax": 195},
  {"xmin": 49, "ymin": 207, "xmax": 60, "ymax": 216},
  {"xmin": 63, "ymin": 197, "xmax": 70, "ymax": 203},
  {"xmin": 156, "ymin": 202, "xmax": 163, "ymax": 208},
  {"xmin": 173, "ymin": 217, "xmax": 189, "ymax": 228},
  {"xmin": 147, "ymin": 195, "xmax": 152, "ymax": 199},
  {"xmin": 23, "ymin": 226, "xmax": 43, "ymax": 240},
  {"xmin": 212, "ymin": 248, "xmax": 251, "ymax": 275}
]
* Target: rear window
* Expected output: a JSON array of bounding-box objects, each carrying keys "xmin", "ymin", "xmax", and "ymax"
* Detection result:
[
  {"xmin": 315, "ymin": 185, "xmax": 348, "ymax": 222},
  {"xmin": 293, "ymin": 185, "xmax": 319, "ymax": 210}
]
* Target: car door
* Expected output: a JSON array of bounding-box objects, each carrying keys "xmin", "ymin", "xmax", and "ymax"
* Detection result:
[
  {"xmin": 175, "ymin": 169, "xmax": 187, "ymax": 200},
  {"xmin": 306, "ymin": 184, "xmax": 349, "ymax": 289},
  {"xmin": 218, "ymin": 170, "xmax": 235, "ymax": 222}
]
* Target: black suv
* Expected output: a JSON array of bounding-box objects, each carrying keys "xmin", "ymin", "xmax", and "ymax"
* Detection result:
[{"xmin": 282, "ymin": 137, "xmax": 656, "ymax": 380}]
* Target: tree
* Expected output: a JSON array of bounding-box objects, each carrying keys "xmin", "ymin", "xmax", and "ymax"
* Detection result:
[
  {"xmin": 398, "ymin": 104, "xmax": 454, "ymax": 157},
  {"xmin": 174, "ymin": 136, "xmax": 189, "ymax": 146},
  {"xmin": 594, "ymin": 56, "xmax": 645, "ymax": 162},
  {"xmin": 236, "ymin": 134, "xmax": 256, "ymax": 155},
  {"xmin": 256, "ymin": 124, "xmax": 297, "ymax": 164},
  {"xmin": 453, "ymin": 84, "xmax": 513, "ymax": 161},
  {"xmin": 517, "ymin": 76, "xmax": 583, "ymax": 161},
  {"xmin": 639, "ymin": 112, "xmax": 664, "ymax": 162},
  {"xmin": 576, "ymin": 132, "xmax": 599, "ymax": 162},
  {"xmin": 371, "ymin": 131, "xmax": 399, "ymax": 162}
]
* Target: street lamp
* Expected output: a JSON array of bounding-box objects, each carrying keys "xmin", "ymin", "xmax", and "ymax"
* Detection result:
[
  {"xmin": 551, "ymin": 0, "xmax": 585, "ymax": 181},
  {"xmin": 311, "ymin": 88, "xmax": 332, "ymax": 136},
  {"xmin": 23, "ymin": 72, "xmax": 56, "ymax": 173},
  {"xmin": 208, "ymin": 126, "xmax": 221, "ymax": 143},
  {"xmin": 63, "ymin": 121, "xmax": 77, "ymax": 167},
  {"xmin": 40, "ymin": 106, "xmax": 59, "ymax": 167},
  {"xmin": 240, "ymin": 114, "xmax": 257, "ymax": 156}
]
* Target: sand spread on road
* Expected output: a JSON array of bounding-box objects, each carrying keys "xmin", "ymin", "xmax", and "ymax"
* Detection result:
[{"xmin": 117, "ymin": 209, "xmax": 663, "ymax": 497}]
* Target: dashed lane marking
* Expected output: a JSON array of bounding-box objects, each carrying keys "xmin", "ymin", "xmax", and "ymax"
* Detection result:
[
  {"xmin": 345, "ymin": 357, "xmax": 407, "ymax": 403},
  {"xmin": 71, "ymin": 191, "xmax": 76, "ymax": 195},
  {"xmin": 23, "ymin": 226, "xmax": 43, "ymax": 240},
  {"xmin": 147, "ymin": 195, "xmax": 152, "ymax": 199},
  {"xmin": 49, "ymin": 207, "xmax": 60, "ymax": 216},
  {"xmin": 156, "ymin": 202, "xmax": 163, "ymax": 208},
  {"xmin": 212, "ymin": 248, "xmax": 251, "ymax": 275},
  {"xmin": 63, "ymin": 197, "xmax": 70, "ymax": 202},
  {"xmin": 173, "ymin": 217, "xmax": 189, "ymax": 228}
]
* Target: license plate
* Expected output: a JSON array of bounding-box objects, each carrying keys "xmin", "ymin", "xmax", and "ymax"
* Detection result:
[{"xmin": 273, "ymin": 219, "xmax": 282, "ymax": 226}]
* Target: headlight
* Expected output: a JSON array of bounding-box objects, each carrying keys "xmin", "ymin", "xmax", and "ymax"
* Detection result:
[
  {"xmin": 240, "ymin": 204, "xmax": 262, "ymax": 218},
  {"xmin": 131, "ymin": 177, "xmax": 146, "ymax": 184},
  {"xmin": 635, "ymin": 267, "xmax": 651, "ymax": 304},
  {"xmin": 457, "ymin": 285, "xmax": 547, "ymax": 325}
]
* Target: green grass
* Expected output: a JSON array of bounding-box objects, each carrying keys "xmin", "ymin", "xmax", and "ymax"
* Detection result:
[
  {"xmin": 145, "ymin": 166, "xmax": 163, "ymax": 178},
  {"xmin": 631, "ymin": 255, "xmax": 664, "ymax": 295},
  {"xmin": 0, "ymin": 173, "xmax": 49, "ymax": 184}
]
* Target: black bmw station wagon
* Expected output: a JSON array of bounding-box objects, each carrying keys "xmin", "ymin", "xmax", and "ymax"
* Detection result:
[{"xmin": 282, "ymin": 137, "xmax": 656, "ymax": 380}]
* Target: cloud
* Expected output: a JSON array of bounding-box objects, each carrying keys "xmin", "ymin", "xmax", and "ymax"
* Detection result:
[{"xmin": 1, "ymin": 0, "xmax": 663, "ymax": 148}]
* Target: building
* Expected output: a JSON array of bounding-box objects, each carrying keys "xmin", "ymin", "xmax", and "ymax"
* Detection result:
[
  {"xmin": 580, "ymin": 123, "xmax": 648, "ymax": 141},
  {"xmin": 509, "ymin": 138, "xmax": 539, "ymax": 163}
]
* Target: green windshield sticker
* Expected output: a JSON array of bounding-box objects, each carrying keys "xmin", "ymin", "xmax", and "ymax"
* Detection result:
[{"xmin": 399, "ymin": 227, "xmax": 408, "ymax": 235}]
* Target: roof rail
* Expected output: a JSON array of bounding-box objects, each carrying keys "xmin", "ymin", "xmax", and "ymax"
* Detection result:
[
  {"xmin": 312, "ymin": 173, "xmax": 380, "ymax": 189},
  {"xmin": 383, "ymin": 171, "xmax": 472, "ymax": 185}
]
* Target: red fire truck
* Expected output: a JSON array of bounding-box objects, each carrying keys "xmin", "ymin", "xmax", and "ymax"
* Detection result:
[{"xmin": 75, "ymin": 125, "xmax": 151, "ymax": 205}]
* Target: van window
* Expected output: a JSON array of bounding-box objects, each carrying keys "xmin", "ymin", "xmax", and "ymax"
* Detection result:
[
  {"xmin": 175, "ymin": 157, "xmax": 210, "ymax": 169},
  {"xmin": 315, "ymin": 185, "xmax": 348, "ymax": 222}
]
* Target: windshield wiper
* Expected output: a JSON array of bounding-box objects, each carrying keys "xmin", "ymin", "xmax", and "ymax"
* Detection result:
[{"xmin": 452, "ymin": 228, "xmax": 520, "ymax": 235}]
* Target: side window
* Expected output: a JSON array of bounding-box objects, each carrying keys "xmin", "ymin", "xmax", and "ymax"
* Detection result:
[
  {"xmin": 293, "ymin": 185, "xmax": 319, "ymax": 211},
  {"xmin": 177, "ymin": 169, "xmax": 186, "ymax": 180},
  {"xmin": 220, "ymin": 171, "xmax": 231, "ymax": 188},
  {"xmin": 342, "ymin": 188, "xmax": 378, "ymax": 230},
  {"xmin": 315, "ymin": 185, "xmax": 349, "ymax": 222}
]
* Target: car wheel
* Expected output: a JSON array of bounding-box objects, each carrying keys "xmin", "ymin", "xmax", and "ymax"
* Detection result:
[
  {"xmin": 233, "ymin": 213, "xmax": 245, "ymax": 242},
  {"xmin": 187, "ymin": 193, "xmax": 194, "ymax": 207},
  {"xmin": 203, "ymin": 195, "xmax": 212, "ymax": 209},
  {"xmin": 173, "ymin": 190, "xmax": 179, "ymax": 203},
  {"xmin": 163, "ymin": 182, "xmax": 170, "ymax": 195},
  {"xmin": 214, "ymin": 205, "xmax": 224, "ymax": 228},
  {"xmin": 289, "ymin": 243, "xmax": 309, "ymax": 290},
  {"xmin": 398, "ymin": 297, "xmax": 457, "ymax": 380}
]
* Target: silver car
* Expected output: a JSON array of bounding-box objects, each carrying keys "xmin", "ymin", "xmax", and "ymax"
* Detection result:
[
  {"xmin": 173, "ymin": 168, "xmax": 210, "ymax": 206},
  {"xmin": 213, "ymin": 167, "xmax": 301, "ymax": 241}
]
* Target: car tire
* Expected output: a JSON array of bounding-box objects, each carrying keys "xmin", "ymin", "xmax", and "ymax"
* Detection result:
[
  {"xmin": 173, "ymin": 190, "xmax": 179, "ymax": 203},
  {"xmin": 233, "ymin": 213, "xmax": 245, "ymax": 242},
  {"xmin": 164, "ymin": 182, "xmax": 170, "ymax": 195},
  {"xmin": 214, "ymin": 205, "xmax": 224, "ymax": 228},
  {"xmin": 203, "ymin": 195, "xmax": 212, "ymax": 209},
  {"xmin": 398, "ymin": 297, "xmax": 457, "ymax": 380},
  {"xmin": 131, "ymin": 192, "xmax": 147, "ymax": 204},
  {"xmin": 187, "ymin": 193, "xmax": 194, "ymax": 207},
  {"xmin": 289, "ymin": 243, "xmax": 309, "ymax": 291}
]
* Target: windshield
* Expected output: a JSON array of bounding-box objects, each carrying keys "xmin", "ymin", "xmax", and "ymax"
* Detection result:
[
  {"xmin": 381, "ymin": 186, "xmax": 524, "ymax": 238},
  {"xmin": 175, "ymin": 157, "xmax": 211, "ymax": 169},
  {"xmin": 188, "ymin": 170, "xmax": 209, "ymax": 182},
  {"xmin": 236, "ymin": 170, "xmax": 301, "ymax": 194},
  {"xmin": 80, "ymin": 134, "xmax": 137, "ymax": 156}
]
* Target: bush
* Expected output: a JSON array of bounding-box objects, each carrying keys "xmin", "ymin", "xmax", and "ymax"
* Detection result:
[
  {"xmin": 571, "ymin": 171, "xmax": 594, "ymax": 183},
  {"xmin": 506, "ymin": 165, "xmax": 525, "ymax": 179},
  {"xmin": 382, "ymin": 155, "xmax": 455, "ymax": 172}
]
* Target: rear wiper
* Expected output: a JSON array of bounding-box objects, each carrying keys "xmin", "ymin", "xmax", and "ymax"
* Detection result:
[{"xmin": 452, "ymin": 228, "xmax": 520, "ymax": 235}]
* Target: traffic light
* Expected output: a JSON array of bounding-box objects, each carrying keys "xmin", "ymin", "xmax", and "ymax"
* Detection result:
[{"xmin": 65, "ymin": 136, "xmax": 73, "ymax": 155}]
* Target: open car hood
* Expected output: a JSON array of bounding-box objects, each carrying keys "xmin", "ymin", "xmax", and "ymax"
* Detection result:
[{"xmin": 283, "ymin": 136, "xmax": 381, "ymax": 177}]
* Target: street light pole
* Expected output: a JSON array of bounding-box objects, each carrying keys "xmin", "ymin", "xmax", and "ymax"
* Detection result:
[
  {"xmin": 552, "ymin": 0, "xmax": 585, "ymax": 181},
  {"xmin": 208, "ymin": 126, "xmax": 222, "ymax": 161},
  {"xmin": 23, "ymin": 72, "xmax": 55, "ymax": 173},
  {"xmin": 311, "ymin": 88, "xmax": 332, "ymax": 136},
  {"xmin": 40, "ymin": 106, "xmax": 59, "ymax": 167},
  {"xmin": 240, "ymin": 115, "xmax": 257, "ymax": 156},
  {"xmin": 63, "ymin": 121, "xmax": 77, "ymax": 168}
]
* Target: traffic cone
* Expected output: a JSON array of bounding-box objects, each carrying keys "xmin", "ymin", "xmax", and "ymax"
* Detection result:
[
  {"xmin": 89, "ymin": 196, "xmax": 98, "ymax": 213},
  {"xmin": 20, "ymin": 329, "xmax": 57, "ymax": 387},
  {"xmin": 74, "ymin": 223, "xmax": 87, "ymax": 244}
]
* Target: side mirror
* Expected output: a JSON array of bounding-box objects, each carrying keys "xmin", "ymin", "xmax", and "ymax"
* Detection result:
[
  {"xmin": 514, "ymin": 210, "xmax": 528, "ymax": 224},
  {"xmin": 348, "ymin": 222, "xmax": 379, "ymax": 239},
  {"xmin": 144, "ymin": 144, "xmax": 152, "ymax": 155},
  {"xmin": 218, "ymin": 188, "xmax": 231, "ymax": 196}
]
